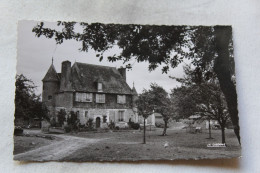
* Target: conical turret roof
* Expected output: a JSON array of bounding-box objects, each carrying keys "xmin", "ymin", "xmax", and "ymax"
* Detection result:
[
  {"xmin": 132, "ymin": 82, "xmax": 138, "ymax": 95},
  {"xmin": 42, "ymin": 64, "xmax": 60, "ymax": 82}
]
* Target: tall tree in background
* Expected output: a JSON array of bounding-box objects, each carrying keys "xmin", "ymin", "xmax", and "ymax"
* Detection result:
[
  {"xmin": 172, "ymin": 65, "xmax": 231, "ymax": 144},
  {"xmin": 137, "ymin": 84, "xmax": 173, "ymax": 137},
  {"xmin": 32, "ymin": 22, "xmax": 239, "ymax": 143},
  {"xmin": 148, "ymin": 84, "xmax": 173, "ymax": 136},
  {"xmin": 15, "ymin": 74, "xmax": 49, "ymax": 125}
]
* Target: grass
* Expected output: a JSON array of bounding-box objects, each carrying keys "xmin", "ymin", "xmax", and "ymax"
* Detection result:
[
  {"xmin": 13, "ymin": 136, "xmax": 52, "ymax": 155},
  {"xmin": 61, "ymin": 128, "xmax": 241, "ymax": 161},
  {"xmin": 13, "ymin": 134, "xmax": 61, "ymax": 155}
]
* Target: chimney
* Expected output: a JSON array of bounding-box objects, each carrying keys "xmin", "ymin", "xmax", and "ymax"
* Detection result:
[
  {"xmin": 60, "ymin": 61, "xmax": 72, "ymax": 91},
  {"xmin": 118, "ymin": 67, "xmax": 126, "ymax": 81}
]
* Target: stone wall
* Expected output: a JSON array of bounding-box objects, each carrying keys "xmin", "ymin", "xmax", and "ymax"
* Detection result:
[{"xmin": 55, "ymin": 92, "xmax": 73, "ymax": 108}]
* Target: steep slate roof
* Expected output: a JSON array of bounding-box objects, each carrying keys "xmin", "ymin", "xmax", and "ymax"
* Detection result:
[
  {"xmin": 70, "ymin": 62, "xmax": 133, "ymax": 94},
  {"xmin": 42, "ymin": 64, "xmax": 60, "ymax": 82}
]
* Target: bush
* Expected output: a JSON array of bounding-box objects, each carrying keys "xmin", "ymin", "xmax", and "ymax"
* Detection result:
[
  {"xmin": 131, "ymin": 123, "xmax": 140, "ymax": 130},
  {"xmin": 14, "ymin": 126, "xmax": 23, "ymax": 136},
  {"xmin": 86, "ymin": 118, "xmax": 94, "ymax": 130},
  {"xmin": 108, "ymin": 121, "xmax": 115, "ymax": 130},
  {"xmin": 67, "ymin": 111, "xmax": 79, "ymax": 131},
  {"xmin": 155, "ymin": 122, "xmax": 165, "ymax": 128},
  {"xmin": 128, "ymin": 122, "xmax": 140, "ymax": 130},
  {"xmin": 50, "ymin": 118, "xmax": 57, "ymax": 127},
  {"xmin": 64, "ymin": 125, "xmax": 72, "ymax": 133},
  {"xmin": 57, "ymin": 109, "xmax": 66, "ymax": 127}
]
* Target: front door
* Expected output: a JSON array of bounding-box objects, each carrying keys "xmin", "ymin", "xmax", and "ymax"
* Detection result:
[{"xmin": 96, "ymin": 117, "xmax": 101, "ymax": 128}]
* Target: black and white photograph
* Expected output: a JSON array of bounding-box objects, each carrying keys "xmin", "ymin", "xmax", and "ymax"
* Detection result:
[{"xmin": 13, "ymin": 20, "xmax": 241, "ymax": 162}]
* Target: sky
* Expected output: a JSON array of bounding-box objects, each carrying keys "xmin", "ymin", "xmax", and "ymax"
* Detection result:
[{"xmin": 17, "ymin": 20, "xmax": 185, "ymax": 96}]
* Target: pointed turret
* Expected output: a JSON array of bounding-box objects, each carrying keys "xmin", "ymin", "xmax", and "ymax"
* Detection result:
[
  {"xmin": 132, "ymin": 82, "xmax": 138, "ymax": 95},
  {"xmin": 42, "ymin": 62, "xmax": 60, "ymax": 115},
  {"xmin": 42, "ymin": 63, "xmax": 60, "ymax": 82}
]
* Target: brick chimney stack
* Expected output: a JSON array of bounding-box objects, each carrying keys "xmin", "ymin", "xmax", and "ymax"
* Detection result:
[
  {"xmin": 60, "ymin": 61, "xmax": 72, "ymax": 91},
  {"xmin": 118, "ymin": 67, "xmax": 126, "ymax": 81}
]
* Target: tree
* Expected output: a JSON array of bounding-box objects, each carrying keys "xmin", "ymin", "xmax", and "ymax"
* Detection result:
[
  {"xmin": 171, "ymin": 86, "xmax": 198, "ymax": 120},
  {"xmin": 137, "ymin": 83, "xmax": 173, "ymax": 138},
  {"xmin": 172, "ymin": 65, "xmax": 231, "ymax": 144},
  {"xmin": 148, "ymin": 84, "xmax": 173, "ymax": 136},
  {"xmin": 136, "ymin": 90, "xmax": 154, "ymax": 144},
  {"xmin": 15, "ymin": 74, "xmax": 49, "ymax": 125},
  {"xmin": 195, "ymin": 84, "xmax": 231, "ymax": 144},
  {"xmin": 158, "ymin": 103, "xmax": 173, "ymax": 136},
  {"xmin": 32, "ymin": 22, "xmax": 239, "ymax": 143}
]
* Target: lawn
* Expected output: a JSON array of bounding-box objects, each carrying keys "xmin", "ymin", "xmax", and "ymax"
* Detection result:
[
  {"xmin": 62, "ymin": 128, "xmax": 241, "ymax": 161},
  {"xmin": 13, "ymin": 133, "xmax": 61, "ymax": 155}
]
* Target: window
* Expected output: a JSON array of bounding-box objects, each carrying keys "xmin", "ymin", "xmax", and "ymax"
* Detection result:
[
  {"xmin": 118, "ymin": 111, "xmax": 124, "ymax": 122},
  {"xmin": 97, "ymin": 83, "xmax": 103, "ymax": 92},
  {"xmin": 117, "ymin": 95, "xmax": 126, "ymax": 104},
  {"xmin": 96, "ymin": 94, "xmax": 105, "ymax": 103},
  {"xmin": 85, "ymin": 93, "xmax": 93, "ymax": 102},
  {"xmin": 48, "ymin": 95, "xmax": 52, "ymax": 100},
  {"xmin": 103, "ymin": 115, "xmax": 107, "ymax": 123},
  {"xmin": 75, "ymin": 93, "xmax": 93, "ymax": 102},
  {"xmin": 85, "ymin": 111, "xmax": 88, "ymax": 118}
]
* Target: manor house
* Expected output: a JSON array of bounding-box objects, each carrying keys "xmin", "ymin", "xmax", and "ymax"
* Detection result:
[{"xmin": 42, "ymin": 60, "xmax": 139, "ymax": 128}]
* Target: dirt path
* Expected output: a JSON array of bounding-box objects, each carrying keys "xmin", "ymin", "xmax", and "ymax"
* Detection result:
[{"xmin": 14, "ymin": 135, "xmax": 102, "ymax": 161}]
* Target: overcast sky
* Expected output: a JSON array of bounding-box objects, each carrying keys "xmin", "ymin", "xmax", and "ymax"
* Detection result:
[{"xmin": 17, "ymin": 20, "xmax": 185, "ymax": 96}]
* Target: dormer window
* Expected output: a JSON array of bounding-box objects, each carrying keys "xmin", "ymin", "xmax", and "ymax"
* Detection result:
[{"xmin": 97, "ymin": 82, "xmax": 103, "ymax": 92}]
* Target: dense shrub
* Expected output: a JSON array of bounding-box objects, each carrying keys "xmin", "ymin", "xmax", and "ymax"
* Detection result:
[
  {"xmin": 155, "ymin": 122, "xmax": 165, "ymax": 128},
  {"xmin": 64, "ymin": 125, "xmax": 71, "ymax": 133},
  {"xmin": 67, "ymin": 111, "xmax": 79, "ymax": 131},
  {"xmin": 108, "ymin": 121, "xmax": 115, "ymax": 130},
  {"xmin": 128, "ymin": 122, "xmax": 140, "ymax": 130},
  {"xmin": 86, "ymin": 118, "xmax": 94, "ymax": 130},
  {"xmin": 57, "ymin": 109, "xmax": 66, "ymax": 127},
  {"xmin": 14, "ymin": 126, "xmax": 23, "ymax": 136},
  {"xmin": 50, "ymin": 118, "xmax": 57, "ymax": 127},
  {"xmin": 131, "ymin": 123, "xmax": 140, "ymax": 130}
]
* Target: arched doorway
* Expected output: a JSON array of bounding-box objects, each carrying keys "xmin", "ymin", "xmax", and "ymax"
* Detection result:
[{"xmin": 96, "ymin": 117, "xmax": 101, "ymax": 128}]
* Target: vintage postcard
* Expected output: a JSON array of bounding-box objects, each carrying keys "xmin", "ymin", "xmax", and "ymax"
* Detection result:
[{"xmin": 14, "ymin": 20, "xmax": 241, "ymax": 161}]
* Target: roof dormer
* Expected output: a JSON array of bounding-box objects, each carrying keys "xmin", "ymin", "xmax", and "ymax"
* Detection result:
[{"xmin": 95, "ymin": 78, "xmax": 104, "ymax": 92}]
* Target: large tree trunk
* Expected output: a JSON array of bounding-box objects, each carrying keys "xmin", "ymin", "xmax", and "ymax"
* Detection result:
[
  {"xmin": 143, "ymin": 118, "xmax": 146, "ymax": 144},
  {"xmin": 208, "ymin": 118, "xmax": 212, "ymax": 139},
  {"xmin": 221, "ymin": 126, "xmax": 226, "ymax": 144},
  {"xmin": 214, "ymin": 26, "xmax": 240, "ymax": 144},
  {"xmin": 162, "ymin": 120, "xmax": 168, "ymax": 136}
]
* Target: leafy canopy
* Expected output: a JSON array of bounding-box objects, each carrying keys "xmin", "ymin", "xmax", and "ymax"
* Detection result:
[
  {"xmin": 15, "ymin": 74, "xmax": 49, "ymax": 122},
  {"xmin": 32, "ymin": 22, "xmax": 233, "ymax": 75}
]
